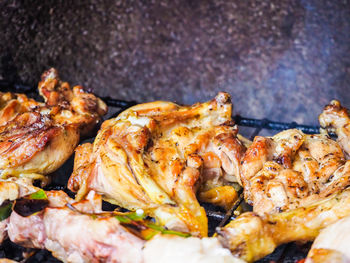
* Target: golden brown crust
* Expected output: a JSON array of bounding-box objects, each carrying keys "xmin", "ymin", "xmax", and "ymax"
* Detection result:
[
  {"xmin": 0, "ymin": 110, "xmax": 67, "ymax": 172},
  {"xmin": 240, "ymin": 128, "xmax": 350, "ymax": 215},
  {"xmin": 0, "ymin": 68, "xmax": 107, "ymax": 177},
  {"xmin": 38, "ymin": 68, "xmax": 107, "ymax": 136},
  {"xmin": 68, "ymin": 143, "xmax": 94, "ymax": 193},
  {"xmin": 69, "ymin": 92, "xmax": 245, "ymax": 236},
  {"xmin": 219, "ymin": 189, "xmax": 350, "ymax": 262}
]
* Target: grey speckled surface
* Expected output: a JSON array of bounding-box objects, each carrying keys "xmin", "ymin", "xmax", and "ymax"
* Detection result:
[{"xmin": 0, "ymin": 0, "xmax": 350, "ymax": 125}]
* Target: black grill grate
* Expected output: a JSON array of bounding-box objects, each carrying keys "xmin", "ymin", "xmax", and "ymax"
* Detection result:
[{"xmin": 0, "ymin": 84, "xmax": 315, "ymax": 262}]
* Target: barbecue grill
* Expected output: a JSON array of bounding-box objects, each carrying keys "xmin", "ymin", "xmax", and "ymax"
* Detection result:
[{"xmin": 0, "ymin": 83, "xmax": 323, "ymax": 262}]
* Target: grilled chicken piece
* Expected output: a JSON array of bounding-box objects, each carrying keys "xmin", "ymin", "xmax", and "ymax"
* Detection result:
[
  {"xmin": 305, "ymin": 216, "xmax": 350, "ymax": 263},
  {"xmin": 218, "ymin": 188, "xmax": 350, "ymax": 262},
  {"xmin": 143, "ymin": 235, "xmax": 244, "ymax": 263},
  {"xmin": 0, "ymin": 177, "xmax": 39, "ymax": 204},
  {"xmin": 240, "ymin": 128, "xmax": 350, "ymax": 214},
  {"xmin": 7, "ymin": 190, "xmax": 145, "ymax": 263},
  {"xmin": 5, "ymin": 188, "xmax": 244, "ymax": 263},
  {"xmin": 319, "ymin": 100, "xmax": 350, "ymax": 157},
  {"xmin": 0, "ymin": 177, "xmax": 39, "ymax": 243},
  {"xmin": 0, "ymin": 69, "xmax": 107, "ymax": 177},
  {"xmin": 0, "ymin": 92, "xmax": 39, "ymax": 126},
  {"xmin": 38, "ymin": 69, "xmax": 107, "ymax": 137},
  {"xmin": 44, "ymin": 208, "xmax": 145, "ymax": 263},
  {"xmin": 68, "ymin": 92, "xmax": 245, "ymax": 236}
]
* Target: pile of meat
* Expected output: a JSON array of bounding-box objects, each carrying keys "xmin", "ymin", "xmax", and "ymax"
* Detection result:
[{"xmin": 0, "ymin": 69, "xmax": 349, "ymax": 263}]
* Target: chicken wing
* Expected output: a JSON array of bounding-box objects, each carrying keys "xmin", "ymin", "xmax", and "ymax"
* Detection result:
[
  {"xmin": 218, "ymin": 188, "xmax": 350, "ymax": 262},
  {"xmin": 0, "ymin": 68, "xmax": 107, "ymax": 178},
  {"xmin": 68, "ymin": 92, "xmax": 245, "ymax": 236}
]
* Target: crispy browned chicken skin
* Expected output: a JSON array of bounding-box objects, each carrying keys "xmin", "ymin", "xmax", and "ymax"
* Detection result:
[
  {"xmin": 0, "ymin": 68, "xmax": 107, "ymax": 177},
  {"xmin": 218, "ymin": 188, "xmax": 350, "ymax": 262},
  {"xmin": 68, "ymin": 92, "xmax": 245, "ymax": 236},
  {"xmin": 239, "ymin": 128, "xmax": 350, "ymax": 215},
  {"xmin": 217, "ymin": 100, "xmax": 350, "ymax": 262},
  {"xmin": 238, "ymin": 101, "xmax": 350, "ymax": 215}
]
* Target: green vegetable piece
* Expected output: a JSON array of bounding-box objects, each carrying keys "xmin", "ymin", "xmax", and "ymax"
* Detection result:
[
  {"xmin": 29, "ymin": 189, "xmax": 47, "ymax": 200},
  {"xmin": 146, "ymin": 222, "xmax": 163, "ymax": 231},
  {"xmin": 0, "ymin": 201, "xmax": 13, "ymax": 221},
  {"xmin": 126, "ymin": 211, "xmax": 145, "ymax": 221},
  {"xmin": 115, "ymin": 215, "xmax": 131, "ymax": 224},
  {"xmin": 162, "ymin": 229, "xmax": 191, "ymax": 238},
  {"xmin": 146, "ymin": 222, "xmax": 191, "ymax": 238},
  {"xmin": 115, "ymin": 213, "xmax": 190, "ymax": 239}
]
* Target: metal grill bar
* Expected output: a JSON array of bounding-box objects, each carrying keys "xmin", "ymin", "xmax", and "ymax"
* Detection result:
[
  {"xmin": 218, "ymin": 191, "xmax": 244, "ymax": 228},
  {"xmin": 101, "ymin": 96, "xmax": 137, "ymax": 109},
  {"xmin": 0, "ymin": 81, "xmax": 35, "ymax": 93},
  {"xmin": 2, "ymin": 86, "xmax": 320, "ymax": 262},
  {"xmin": 0, "ymin": 82, "xmax": 329, "ymax": 136},
  {"xmin": 101, "ymin": 97, "xmax": 331, "ymax": 136},
  {"xmin": 234, "ymin": 115, "xmax": 322, "ymax": 135}
]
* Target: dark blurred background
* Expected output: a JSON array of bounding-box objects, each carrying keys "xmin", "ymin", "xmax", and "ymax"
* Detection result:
[{"xmin": 0, "ymin": 0, "xmax": 349, "ymax": 125}]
